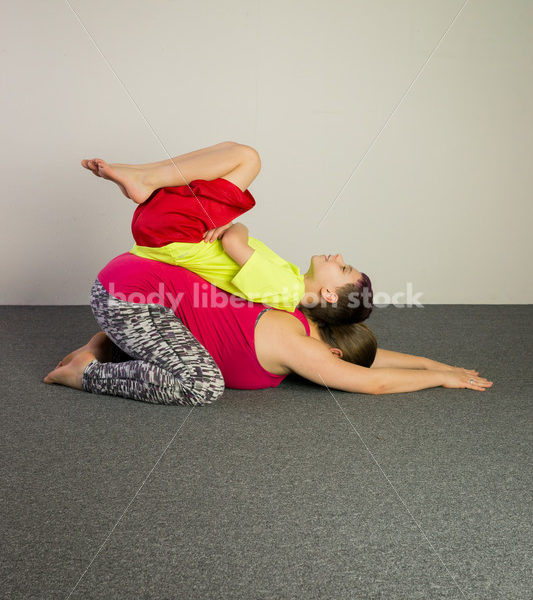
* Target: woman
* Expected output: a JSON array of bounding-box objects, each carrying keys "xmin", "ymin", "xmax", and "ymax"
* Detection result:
[{"xmin": 43, "ymin": 142, "xmax": 493, "ymax": 403}]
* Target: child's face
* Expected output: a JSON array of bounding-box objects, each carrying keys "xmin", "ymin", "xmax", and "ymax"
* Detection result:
[{"xmin": 305, "ymin": 254, "xmax": 362, "ymax": 291}]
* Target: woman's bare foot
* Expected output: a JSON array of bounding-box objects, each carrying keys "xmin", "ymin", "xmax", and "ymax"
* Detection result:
[
  {"xmin": 81, "ymin": 159, "xmax": 155, "ymax": 204},
  {"xmin": 55, "ymin": 332, "xmax": 112, "ymax": 369},
  {"xmin": 43, "ymin": 351, "xmax": 97, "ymax": 390}
]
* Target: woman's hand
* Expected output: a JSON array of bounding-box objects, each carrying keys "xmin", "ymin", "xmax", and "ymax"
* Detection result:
[
  {"xmin": 202, "ymin": 221, "xmax": 234, "ymax": 243},
  {"xmin": 424, "ymin": 358, "xmax": 480, "ymax": 377},
  {"xmin": 441, "ymin": 370, "xmax": 493, "ymax": 391},
  {"xmin": 425, "ymin": 359, "xmax": 489, "ymax": 385}
]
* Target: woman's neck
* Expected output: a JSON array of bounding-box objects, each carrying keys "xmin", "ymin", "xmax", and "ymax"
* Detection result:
[
  {"xmin": 306, "ymin": 318, "xmax": 323, "ymax": 342},
  {"xmin": 296, "ymin": 305, "xmax": 323, "ymax": 342}
]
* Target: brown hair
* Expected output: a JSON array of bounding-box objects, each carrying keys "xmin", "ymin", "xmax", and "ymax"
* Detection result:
[
  {"xmin": 298, "ymin": 272, "xmax": 374, "ymax": 326},
  {"xmin": 300, "ymin": 313, "xmax": 378, "ymax": 367}
]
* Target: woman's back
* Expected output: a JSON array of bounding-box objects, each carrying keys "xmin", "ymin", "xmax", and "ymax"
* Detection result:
[{"xmin": 96, "ymin": 252, "xmax": 310, "ymax": 389}]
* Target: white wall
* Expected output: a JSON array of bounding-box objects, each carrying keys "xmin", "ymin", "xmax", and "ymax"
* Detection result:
[{"xmin": 1, "ymin": 0, "xmax": 531, "ymax": 304}]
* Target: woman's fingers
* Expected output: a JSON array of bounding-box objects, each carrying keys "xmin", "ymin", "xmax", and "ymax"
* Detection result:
[
  {"xmin": 456, "ymin": 367, "xmax": 479, "ymax": 376},
  {"xmin": 443, "ymin": 371, "xmax": 493, "ymax": 391},
  {"xmin": 468, "ymin": 376, "xmax": 493, "ymax": 391}
]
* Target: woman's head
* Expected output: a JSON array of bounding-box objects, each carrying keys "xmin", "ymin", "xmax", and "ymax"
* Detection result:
[
  {"xmin": 305, "ymin": 317, "xmax": 377, "ymax": 367},
  {"xmin": 301, "ymin": 254, "xmax": 373, "ymax": 325}
]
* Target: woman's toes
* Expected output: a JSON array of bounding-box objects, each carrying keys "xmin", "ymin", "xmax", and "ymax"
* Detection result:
[{"xmin": 43, "ymin": 351, "xmax": 95, "ymax": 389}]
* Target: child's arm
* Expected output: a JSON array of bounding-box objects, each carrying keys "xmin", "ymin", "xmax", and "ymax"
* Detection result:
[
  {"xmin": 202, "ymin": 221, "xmax": 305, "ymax": 312},
  {"xmin": 202, "ymin": 221, "xmax": 234, "ymax": 244},
  {"xmin": 219, "ymin": 223, "xmax": 255, "ymax": 266}
]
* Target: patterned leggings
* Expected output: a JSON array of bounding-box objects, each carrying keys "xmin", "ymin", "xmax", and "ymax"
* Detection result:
[{"xmin": 81, "ymin": 278, "xmax": 225, "ymax": 406}]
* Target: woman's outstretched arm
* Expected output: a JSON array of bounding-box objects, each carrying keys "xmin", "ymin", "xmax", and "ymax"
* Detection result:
[
  {"xmin": 281, "ymin": 334, "xmax": 493, "ymax": 395},
  {"xmin": 370, "ymin": 348, "xmax": 479, "ymax": 374}
]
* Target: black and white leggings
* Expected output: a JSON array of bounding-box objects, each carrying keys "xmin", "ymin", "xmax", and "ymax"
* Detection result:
[{"xmin": 81, "ymin": 278, "xmax": 225, "ymax": 406}]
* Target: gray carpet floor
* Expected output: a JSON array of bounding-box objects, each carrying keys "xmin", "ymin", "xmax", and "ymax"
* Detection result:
[{"xmin": 1, "ymin": 305, "xmax": 531, "ymax": 600}]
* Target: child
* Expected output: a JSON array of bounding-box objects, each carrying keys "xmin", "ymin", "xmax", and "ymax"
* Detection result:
[{"xmin": 128, "ymin": 177, "xmax": 373, "ymax": 319}]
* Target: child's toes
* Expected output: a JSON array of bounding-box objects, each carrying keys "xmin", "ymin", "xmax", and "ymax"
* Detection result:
[{"xmin": 88, "ymin": 159, "xmax": 103, "ymax": 172}]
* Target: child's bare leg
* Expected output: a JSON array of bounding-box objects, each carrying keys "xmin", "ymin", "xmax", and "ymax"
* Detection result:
[
  {"xmin": 135, "ymin": 140, "xmax": 241, "ymax": 171},
  {"xmin": 81, "ymin": 141, "xmax": 253, "ymax": 204}
]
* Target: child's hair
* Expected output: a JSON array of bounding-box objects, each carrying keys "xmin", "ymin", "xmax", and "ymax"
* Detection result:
[
  {"xmin": 299, "ymin": 272, "xmax": 374, "ymax": 325},
  {"xmin": 314, "ymin": 320, "xmax": 377, "ymax": 367}
]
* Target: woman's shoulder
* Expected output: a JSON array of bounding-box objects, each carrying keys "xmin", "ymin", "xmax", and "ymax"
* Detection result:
[
  {"xmin": 269, "ymin": 308, "xmax": 309, "ymax": 334},
  {"xmin": 256, "ymin": 309, "xmax": 308, "ymax": 347},
  {"xmin": 254, "ymin": 308, "xmax": 309, "ymax": 376}
]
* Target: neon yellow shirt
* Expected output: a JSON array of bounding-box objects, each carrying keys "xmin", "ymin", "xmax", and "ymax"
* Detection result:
[{"xmin": 129, "ymin": 237, "xmax": 306, "ymax": 312}]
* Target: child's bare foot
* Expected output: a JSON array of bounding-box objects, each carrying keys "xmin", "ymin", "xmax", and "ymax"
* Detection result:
[
  {"xmin": 55, "ymin": 332, "xmax": 112, "ymax": 369},
  {"xmin": 81, "ymin": 158, "xmax": 154, "ymax": 204},
  {"xmin": 43, "ymin": 351, "xmax": 97, "ymax": 390}
]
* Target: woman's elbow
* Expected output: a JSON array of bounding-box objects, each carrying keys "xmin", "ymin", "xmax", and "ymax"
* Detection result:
[
  {"xmin": 370, "ymin": 382, "xmax": 384, "ymax": 396},
  {"xmin": 364, "ymin": 373, "xmax": 383, "ymax": 395},
  {"xmin": 339, "ymin": 375, "xmax": 382, "ymax": 396}
]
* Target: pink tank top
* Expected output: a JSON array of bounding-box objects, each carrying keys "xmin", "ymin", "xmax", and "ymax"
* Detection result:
[{"xmin": 96, "ymin": 253, "xmax": 310, "ymax": 389}]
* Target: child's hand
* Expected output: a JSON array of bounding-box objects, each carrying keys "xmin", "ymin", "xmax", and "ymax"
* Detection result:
[{"xmin": 202, "ymin": 222, "xmax": 234, "ymax": 243}]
